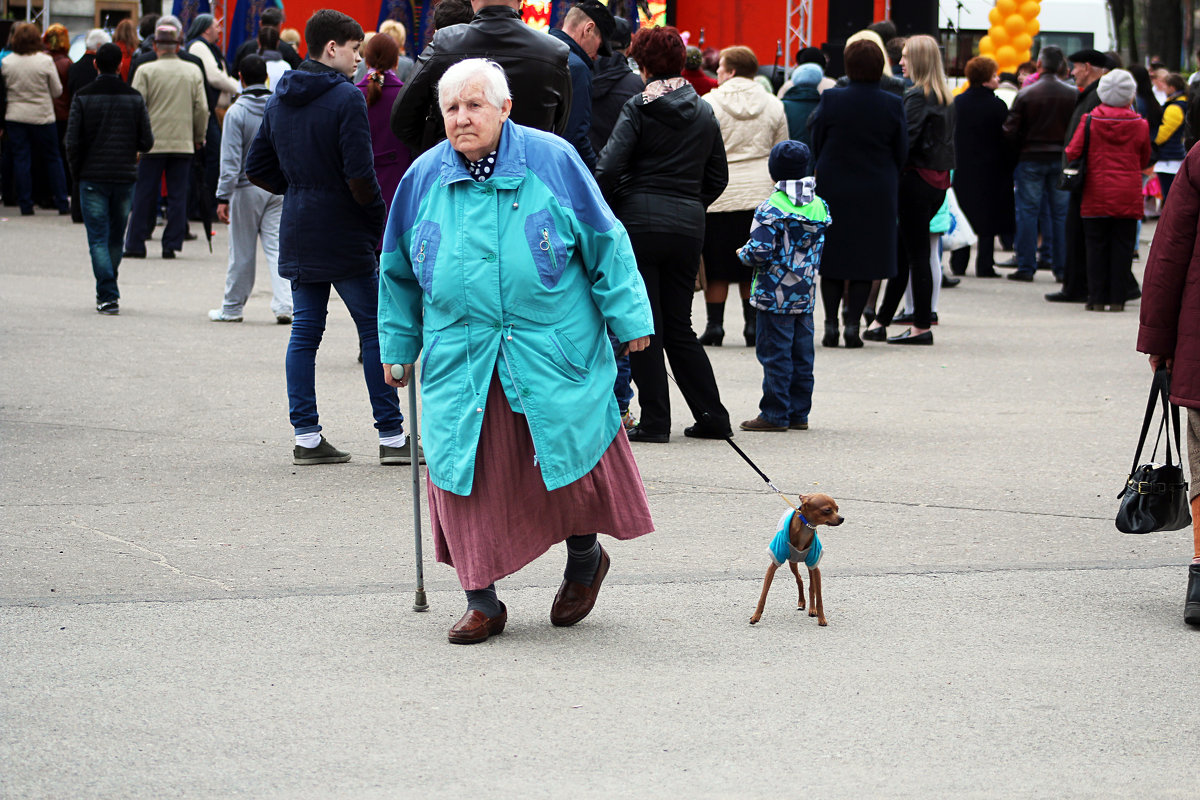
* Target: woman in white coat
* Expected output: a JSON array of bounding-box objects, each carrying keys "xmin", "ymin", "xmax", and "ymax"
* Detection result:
[{"xmin": 699, "ymin": 45, "xmax": 789, "ymax": 347}]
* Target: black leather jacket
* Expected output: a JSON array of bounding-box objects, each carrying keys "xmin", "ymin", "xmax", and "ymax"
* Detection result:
[
  {"xmin": 390, "ymin": 5, "xmax": 572, "ymax": 153},
  {"xmin": 594, "ymin": 79, "xmax": 728, "ymax": 240},
  {"xmin": 903, "ymin": 86, "xmax": 955, "ymax": 171},
  {"xmin": 1001, "ymin": 72, "xmax": 1078, "ymax": 160}
]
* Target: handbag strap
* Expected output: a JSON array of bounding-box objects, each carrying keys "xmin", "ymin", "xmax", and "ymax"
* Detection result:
[
  {"xmin": 1082, "ymin": 113, "xmax": 1092, "ymax": 157},
  {"xmin": 1130, "ymin": 366, "xmax": 1171, "ymax": 473}
]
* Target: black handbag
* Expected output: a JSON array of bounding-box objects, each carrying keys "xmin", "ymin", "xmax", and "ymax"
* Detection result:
[
  {"xmin": 1058, "ymin": 115, "xmax": 1092, "ymax": 192},
  {"xmin": 1116, "ymin": 367, "xmax": 1192, "ymax": 534}
]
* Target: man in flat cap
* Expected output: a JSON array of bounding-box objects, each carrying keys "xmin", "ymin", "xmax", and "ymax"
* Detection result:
[
  {"xmin": 389, "ymin": 0, "xmax": 572, "ymax": 154},
  {"xmin": 1047, "ymin": 48, "xmax": 1124, "ymax": 304},
  {"xmin": 548, "ymin": 0, "xmax": 616, "ymax": 170}
]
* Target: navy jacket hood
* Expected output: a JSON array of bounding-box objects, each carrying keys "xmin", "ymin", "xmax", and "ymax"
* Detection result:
[{"xmin": 275, "ymin": 60, "xmax": 350, "ymax": 107}]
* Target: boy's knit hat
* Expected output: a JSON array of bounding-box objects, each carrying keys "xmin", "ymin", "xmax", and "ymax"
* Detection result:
[{"xmin": 768, "ymin": 140, "xmax": 812, "ymax": 181}]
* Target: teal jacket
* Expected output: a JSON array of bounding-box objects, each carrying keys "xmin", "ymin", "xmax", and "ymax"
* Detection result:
[{"xmin": 378, "ymin": 121, "xmax": 654, "ymax": 496}]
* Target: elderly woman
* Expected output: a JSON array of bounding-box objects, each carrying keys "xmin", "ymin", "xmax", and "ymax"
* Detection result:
[
  {"xmin": 699, "ymin": 45, "xmax": 789, "ymax": 348},
  {"xmin": 378, "ymin": 59, "xmax": 655, "ymax": 645},
  {"xmin": 595, "ymin": 25, "xmax": 732, "ymax": 443},
  {"xmin": 1, "ymin": 22, "xmax": 70, "ymax": 215}
]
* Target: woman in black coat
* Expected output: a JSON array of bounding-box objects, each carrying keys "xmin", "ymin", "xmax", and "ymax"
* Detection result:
[
  {"xmin": 809, "ymin": 39, "xmax": 907, "ymax": 348},
  {"xmin": 948, "ymin": 56, "xmax": 1013, "ymax": 279},
  {"xmin": 595, "ymin": 25, "xmax": 733, "ymax": 443}
]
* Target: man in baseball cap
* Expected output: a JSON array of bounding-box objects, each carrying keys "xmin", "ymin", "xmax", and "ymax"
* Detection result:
[{"xmin": 548, "ymin": 0, "xmax": 617, "ymax": 170}]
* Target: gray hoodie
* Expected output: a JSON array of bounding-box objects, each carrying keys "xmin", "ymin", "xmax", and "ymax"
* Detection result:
[{"xmin": 216, "ymin": 85, "xmax": 271, "ymax": 200}]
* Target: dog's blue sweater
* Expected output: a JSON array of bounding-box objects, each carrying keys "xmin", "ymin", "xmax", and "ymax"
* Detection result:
[{"xmin": 768, "ymin": 509, "xmax": 823, "ymax": 568}]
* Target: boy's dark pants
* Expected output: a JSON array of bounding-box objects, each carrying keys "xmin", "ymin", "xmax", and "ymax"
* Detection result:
[{"xmin": 756, "ymin": 311, "xmax": 814, "ymax": 427}]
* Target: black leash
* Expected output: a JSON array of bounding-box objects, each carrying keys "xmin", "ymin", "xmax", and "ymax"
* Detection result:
[{"xmin": 661, "ymin": 366, "xmax": 798, "ymax": 511}]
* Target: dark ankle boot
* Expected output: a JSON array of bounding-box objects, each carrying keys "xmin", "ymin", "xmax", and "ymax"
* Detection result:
[
  {"xmin": 699, "ymin": 302, "xmax": 724, "ymax": 346},
  {"xmin": 1186, "ymin": 563, "xmax": 1200, "ymax": 626},
  {"xmin": 822, "ymin": 320, "xmax": 839, "ymax": 347},
  {"xmin": 843, "ymin": 322, "xmax": 863, "ymax": 348},
  {"xmin": 742, "ymin": 299, "xmax": 757, "ymax": 347}
]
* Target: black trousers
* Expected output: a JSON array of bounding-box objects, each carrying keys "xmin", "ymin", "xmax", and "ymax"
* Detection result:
[
  {"xmin": 1082, "ymin": 217, "xmax": 1137, "ymax": 306},
  {"xmin": 820, "ymin": 277, "xmax": 873, "ymax": 325},
  {"xmin": 877, "ymin": 171, "xmax": 945, "ymax": 329},
  {"xmin": 1060, "ymin": 190, "xmax": 1088, "ymax": 300},
  {"xmin": 949, "ymin": 222, "xmax": 996, "ymax": 276},
  {"xmin": 627, "ymin": 232, "xmax": 730, "ymax": 434}
]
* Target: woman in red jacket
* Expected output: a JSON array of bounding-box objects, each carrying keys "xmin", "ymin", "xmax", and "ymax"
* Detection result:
[
  {"xmin": 1138, "ymin": 142, "xmax": 1200, "ymax": 627},
  {"xmin": 1064, "ymin": 69, "xmax": 1151, "ymax": 311}
]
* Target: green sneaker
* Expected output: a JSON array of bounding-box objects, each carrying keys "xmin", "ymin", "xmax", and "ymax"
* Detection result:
[
  {"xmin": 380, "ymin": 442, "xmax": 425, "ymax": 465},
  {"xmin": 293, "ymin": 436, "xmax": 351, "ymax": 465}
]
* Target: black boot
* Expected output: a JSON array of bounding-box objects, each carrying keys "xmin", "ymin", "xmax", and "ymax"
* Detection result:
[
  {"xmin": 1187, "ymin": 563, "xmax": 1200, "ymax": 626},
  {"xmin": 742, "ymin": 299, "xmax": 757, "ymax": 347},
  {"xmin": 699, "ymin": 302, "xmax": 724, "ymax": 346},
  {"xmin": 843, "ymin": 322, "xmax": 862, "ymax": 348},
  {"xmin": 822, "ymin": 320, "xmax": 838, "ymax": 348}
]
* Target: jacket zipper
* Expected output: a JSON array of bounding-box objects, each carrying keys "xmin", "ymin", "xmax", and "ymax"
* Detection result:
[{"xmin": 499, "ymin": 325, "xmax": 539, "ymax": 467}]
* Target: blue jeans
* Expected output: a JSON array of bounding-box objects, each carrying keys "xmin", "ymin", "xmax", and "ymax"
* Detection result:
[
  {"xmin": 1014, "ymin": 160, "xmax": 1068, "ymax": 273},
  {"xmin": 80, "ymin": 181, "xmax": 135, "ymax": 303},
  {"xmin": 286, "ymin": 272, "xmax": 404, "ymax": 437},
  {"xmin": 7, "ymin": 121, "xmax": 68, "ymax": 213},
  {"xmin": 608, "ymin": 331, "xmax": 633, "ymax": 414},
  {"xmin": 1037, "ymin": 192, "xmax": 1053, "ymax": 268},
  {"xmin": 755, "ymin": 311, "xmax": 814, "ymax": 427}
]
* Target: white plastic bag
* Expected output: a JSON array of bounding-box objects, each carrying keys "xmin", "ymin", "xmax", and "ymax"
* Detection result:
[{"xmin": 941, "ymin": 187, "xmax": 978, "ymax": 251}]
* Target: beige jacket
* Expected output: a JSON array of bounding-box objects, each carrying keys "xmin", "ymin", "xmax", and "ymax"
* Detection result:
[
  {"xmin": 131, "ymin": 54, "xmax": 208, "ymax": 155},
  {"xmin": 187, "ymin": 40, "xmax": 240, "ymax": 109},
  {"xmin": 704, "ymin": 76, "xmax": 789, "ymax": 213},
  {"xmin": 1, "ymin": 52, "xmax": 62, "ymax": 126}
]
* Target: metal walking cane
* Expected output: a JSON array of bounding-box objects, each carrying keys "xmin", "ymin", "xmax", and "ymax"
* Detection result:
[{"xmin": 404, "ymin": 369, "xmax": 429, "ymax": 612}]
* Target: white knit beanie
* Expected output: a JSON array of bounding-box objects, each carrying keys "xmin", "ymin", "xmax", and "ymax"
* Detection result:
[{"xmin": 1097, "ymin": 69, "xmax": 1136, "ymax": 107}]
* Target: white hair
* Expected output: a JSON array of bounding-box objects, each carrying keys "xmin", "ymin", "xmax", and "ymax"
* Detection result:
[
  {"xmin": 86, "ymin": 28, "xmax": 112, "ymax": 50},
  {"xmin": 159, "ymin": 14, "xmax": 183, "ymax": 31},
  {"xmin": 437, "ymin": 58, "xmax": 511, "ymax": 113}
]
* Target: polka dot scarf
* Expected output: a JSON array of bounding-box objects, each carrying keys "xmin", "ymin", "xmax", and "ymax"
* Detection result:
[{"xmin": 465, "ymin": 150, "xmax": 498, "ymax": 181}]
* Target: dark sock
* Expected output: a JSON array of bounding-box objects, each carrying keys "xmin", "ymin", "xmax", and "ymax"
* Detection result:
[
  {"xmin": 564, "ymin": 534, "xmax": 601, "ymax": 585},
  {"xmin": 705, "ymin": 302, "xmax": 724, "ymax": 327},
  {"xmin": 465, "ymin": 584, "xmax": 502, "ymax": 618}
]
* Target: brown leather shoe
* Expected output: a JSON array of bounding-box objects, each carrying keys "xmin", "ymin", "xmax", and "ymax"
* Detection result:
[
  {"xmin": 550, "ymin": 547, "xmax": 610, "ymax": 627},
  {"xmin": 448, "ymin": 602, "xmax": 507, "ymax": 644}
]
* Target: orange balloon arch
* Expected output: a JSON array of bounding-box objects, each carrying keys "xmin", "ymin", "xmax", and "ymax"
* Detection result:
[{"xmin": 978, "ymin": 0, "xmax": 1041, "ymax": 72}]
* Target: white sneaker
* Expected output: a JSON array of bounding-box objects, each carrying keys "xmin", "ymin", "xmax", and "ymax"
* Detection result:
[{"xmin": 208, "ymin": 309, "xmax": 243, "ymax": 322}]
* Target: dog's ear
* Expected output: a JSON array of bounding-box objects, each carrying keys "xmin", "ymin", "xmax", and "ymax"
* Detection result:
[{"xmin": 798, "ymin": 494, "xmax": 810, "ymax": 508}]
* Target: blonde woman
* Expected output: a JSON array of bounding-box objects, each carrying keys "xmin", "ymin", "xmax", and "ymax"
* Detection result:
[{"xmin": 863, "ymin": 34, "xmax": 955, "ymax": 346}]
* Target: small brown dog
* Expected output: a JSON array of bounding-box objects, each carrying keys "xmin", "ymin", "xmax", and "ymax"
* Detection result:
[{"xmin": 749, "ymin": 493, "xmax": 843, "ymax": 626}]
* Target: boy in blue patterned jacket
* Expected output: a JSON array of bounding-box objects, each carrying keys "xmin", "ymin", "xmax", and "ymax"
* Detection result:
[{"xmin": 736, "ymin": 140, "xmax": 830, "ymax": 432}]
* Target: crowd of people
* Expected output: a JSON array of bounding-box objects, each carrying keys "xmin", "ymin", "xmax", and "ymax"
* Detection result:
[{"xmin": 8, "ymin": 3, "xmax": 1200, "ymax": 634}]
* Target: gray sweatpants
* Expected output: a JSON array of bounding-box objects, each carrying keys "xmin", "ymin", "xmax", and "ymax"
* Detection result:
[{"xmin": 221, "ymin": 184, "xmax": 291, "ymax": 317}]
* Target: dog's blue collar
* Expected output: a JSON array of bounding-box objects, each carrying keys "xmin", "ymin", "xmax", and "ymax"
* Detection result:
[{"xmin": 796, "ymin": 510, "xmax": 813, "ymax": 528}]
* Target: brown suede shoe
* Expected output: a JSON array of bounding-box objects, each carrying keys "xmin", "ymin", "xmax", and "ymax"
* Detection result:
[
  {"xmin": 448, "ymin": 602, "xmax": 507, "ymax": 644},
  {"xmin": 550, "ymin": 547, "xmax": 610, "ymax": 627},
  {"xmin": 740, "ymin": 415, "xmax": 787, "ymax": 432}
]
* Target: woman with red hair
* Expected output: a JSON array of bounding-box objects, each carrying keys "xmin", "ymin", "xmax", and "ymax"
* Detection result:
[{"xmin": 595, "ymin": 25, "xmax": 733, "ymax": 443}]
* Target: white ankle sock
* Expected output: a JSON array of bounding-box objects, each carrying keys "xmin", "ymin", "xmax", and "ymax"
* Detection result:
[
  {"xmin": 296, "ymin": 432, "xmax": 322, "ymax": 449},
  {"xmin": 380, "ymin": 432, "xmax": 408, "ymax": 448}
]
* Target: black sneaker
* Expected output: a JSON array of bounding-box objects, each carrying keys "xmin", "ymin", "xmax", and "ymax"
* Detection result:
[
  {"xmin": 96, "ymin": 301, "xmax": 119, "ymax": 315},
  {"xmin": 293, "ymin": 436, "xmax": 351, "ymax": 465},
  {"xmin": 380, "ymin": 442, "xmax": 425, "ymax": 465},
  {"xmin": 626, "ymin": 425, "xmax": 670, "ymax": 443}
]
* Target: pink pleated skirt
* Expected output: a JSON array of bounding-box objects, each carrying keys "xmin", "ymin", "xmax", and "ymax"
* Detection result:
[{"xmin": 428, "ymin": 372, "xmax": 655, "ymax": 590}]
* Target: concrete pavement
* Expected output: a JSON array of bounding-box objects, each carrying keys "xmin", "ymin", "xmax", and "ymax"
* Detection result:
[{"xmin": 2, "ymin": 211, "xmax": 1198, "ymax": 798}]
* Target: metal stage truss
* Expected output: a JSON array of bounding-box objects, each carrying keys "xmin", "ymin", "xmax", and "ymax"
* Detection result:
[{"xmin": 785, "ymin": 0, "xmax": 814, "ymax": 68}]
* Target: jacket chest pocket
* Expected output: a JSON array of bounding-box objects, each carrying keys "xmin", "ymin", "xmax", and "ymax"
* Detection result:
[
  {"xmin": 523, "ymin": 209, "xmax": 569, "ymax": 289},
  {"xmin": 412, "ymin": 220, "xmax": 442, "ymax": 295}
]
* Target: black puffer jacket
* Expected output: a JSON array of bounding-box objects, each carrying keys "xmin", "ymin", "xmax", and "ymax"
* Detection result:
[
  {"xmin": 65, "ymin": 73, "xmax": 153, "ymax": 183},
  {"xmin": 594, "ymin": 79, "xmax": 728, "ymax": 241},
  {"xmin": 903, "ymin": 86, "xmax": 955, "ymax": 171},
  {"xmin": 389, "ymin": 4, "xmax": 571, "ymax": 153},
  {"xmin": 588, "ymin": 53, "xmax": 643, "ymax": 155}
]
